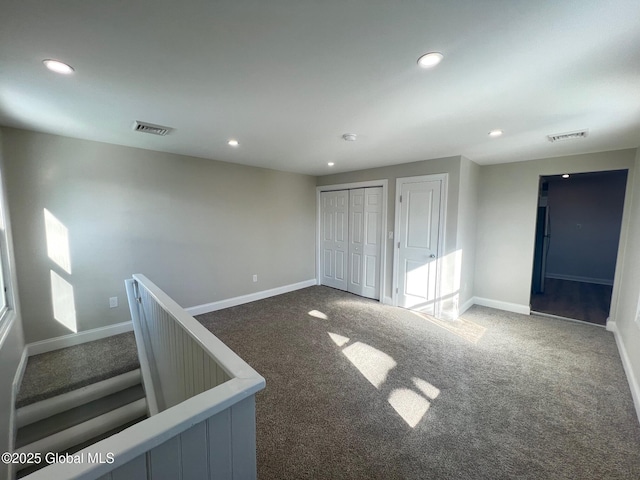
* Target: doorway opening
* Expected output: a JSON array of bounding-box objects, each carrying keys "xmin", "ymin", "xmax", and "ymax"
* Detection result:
[{"xmin": 530, "ymin": 170, "xmax": 628, "ymax": 326}]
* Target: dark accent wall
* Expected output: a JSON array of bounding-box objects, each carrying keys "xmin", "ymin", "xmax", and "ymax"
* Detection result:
[{"xmin": 545, "ymin": 170, "xmax": 627, "ymax": 284}]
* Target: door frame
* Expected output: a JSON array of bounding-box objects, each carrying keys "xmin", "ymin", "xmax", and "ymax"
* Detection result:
[
  {"xmin": 392, "ymin": 173, "xmax": 448, "ymax": 315},
  {"xmin": 316, "ymin": 180, "xmax": 388, "ymax": 302}
]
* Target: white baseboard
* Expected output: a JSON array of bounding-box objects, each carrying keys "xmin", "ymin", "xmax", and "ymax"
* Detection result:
[
  {"xmin": 459, "ymin": 297, "xmax": 475, "ymax": 315},
  {"xmin": 186, "ymin": 279, "xmax": 317, "ymax": 316},
  {"xmin": 9, "ymin": 347, "xmax": 28, "ymax": 449},
  {"xmin": 606, "ymin": 318, "xmax": 616, "ymax": 332},
  {"xmin": 472, "ymin": 297, "xmax": 531, "ymax": 315},
  {"xmin": 26, "ymin": 321, "xmax": 133, "ymax": 357},
  {"xmin": 607, "ymin": 321, "xmax": 640, "ymax": 424},
  {"xmin": 382, "ymin": 296, "xmax": 393, "ymax": 306},
  {"xmin": 545, "ymin": 273, "xmax": 614, "ymax": 286}
]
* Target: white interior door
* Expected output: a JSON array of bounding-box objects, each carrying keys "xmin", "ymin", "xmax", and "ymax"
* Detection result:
[
  {"xmin": 348, "ymin": 188, "xmax": 382, "ymax": 299},
  {"xmin": 321, "ymin": 190, "xmax": 348, "ymax": 290},
  {"xmin": 396, "ymin": 179, "xmax": 443, "ymax": 314}
]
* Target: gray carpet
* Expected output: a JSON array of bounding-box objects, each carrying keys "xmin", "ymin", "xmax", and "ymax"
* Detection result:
[
  {"xmin": 16, "ymin": 332, "xmax": 139, "ymax": 408},
  {"xmin": 196, "ymin": 286, "xmax": 640, "ymax": 480}
]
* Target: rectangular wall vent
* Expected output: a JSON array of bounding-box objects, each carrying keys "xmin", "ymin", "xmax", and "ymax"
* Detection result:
[
  {"xmin": 547, "ymin": 129, "xmax": 588, "ymax": 143},
  {"xmin": 132, "ymin": 121, "xmax": 173, "ymax": 136}
]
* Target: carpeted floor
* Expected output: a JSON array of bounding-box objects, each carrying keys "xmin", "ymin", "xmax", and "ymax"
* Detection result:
[
  {"xmin": 196, "ymin": 286, "xmax": 640, "ymax": 480},
  {"xmin": 16, "ymin": 332, "xmax": 139, "ymax": 408}
]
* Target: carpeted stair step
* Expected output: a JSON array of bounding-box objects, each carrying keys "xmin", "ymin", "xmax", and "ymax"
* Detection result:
[
  {"xmin": 14, "ymin": 369, "xmax": 148, "ymax": 475},
  {"xmin": 16, "ymin": 416, "xmax": 146, "ymax": 479},
  {"xmin": 16, "ymin": 384, "xmax": 145, "ymax": 448},
  {"xmin": 15, "ymin": 397, "xmax": 147, "ymax": 457},
  {"xmin": 16, "ymin": 332, "xmax": 140, "ymax": 409},
  {"xmin": 16, "ymin": 369, "xmax": 142, "ymax": 430}
]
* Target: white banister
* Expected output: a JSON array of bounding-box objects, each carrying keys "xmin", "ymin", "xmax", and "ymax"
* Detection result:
[
  {"xmin": 125, "ymin": 279, "xmax": 160, "ymax": 415},
  {"xmin": 23, "ymin": 274, "xmax": 265, "ymax": 480}
]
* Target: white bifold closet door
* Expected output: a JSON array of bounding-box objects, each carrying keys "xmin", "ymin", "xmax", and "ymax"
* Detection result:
[
  {"xmin": 321, "ymin": 187, "xmax": 382, "ymax": 300},
  {"xmin": 321, "ymin": 190, "xmax": 349, "ymax": 291}
]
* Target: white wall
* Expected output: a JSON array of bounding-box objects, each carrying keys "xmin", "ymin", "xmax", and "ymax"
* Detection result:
[
  {"xmin": 0, "ymin": 129, "xmax": 26, "ymax": 480},
  {"xmin": 2, "ymin": 128, "xmax": 316, "ymax": 344},
  {"xmin": 609, "ymin": 148, "xmax": 640, "ymax": 419},
  {"xmin": 475, "ymin": 149, "xmax": 636, "ymax": 311},
  {"xmin": 457, "ymin": 157, "xmax": 479, "ymax": 311},
  {"xmin": 545, "ymin": 171, "xmax": 627, "ymax": 284}
]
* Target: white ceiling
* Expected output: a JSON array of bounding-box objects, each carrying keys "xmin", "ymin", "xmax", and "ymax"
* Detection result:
[{"xmin": 1, "ymin": 0, "xmax": 639, "ymax": 176}]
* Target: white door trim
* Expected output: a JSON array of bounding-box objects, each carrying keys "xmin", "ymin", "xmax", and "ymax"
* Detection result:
[
  {"xmin": 316, "ymin": 180, "xmax": 388, "ymax": 302},
  {"xmin": 392, "ymin": 174, "xmax": 448, "ymax": 315}
]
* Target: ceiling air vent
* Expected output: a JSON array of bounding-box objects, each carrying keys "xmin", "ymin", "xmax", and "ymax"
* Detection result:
[
  {"xmin": 547, "ymin": 129, "xmax": 588, "ymax": 143},
  {"xmin": 132, "ymin": 121, "xmax": 173, "ymax": 136}
]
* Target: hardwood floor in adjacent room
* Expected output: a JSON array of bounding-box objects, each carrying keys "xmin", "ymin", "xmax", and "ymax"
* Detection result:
[{"xmin": 530, "ymin": 278, "xmax": 612, "ymax": 326}]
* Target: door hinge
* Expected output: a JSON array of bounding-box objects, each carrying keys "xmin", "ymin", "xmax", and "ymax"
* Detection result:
[
  {"xmin": 396, "ymin": 287, "xmax": 398, "ymax": 293},
  {"xmin": 397, "ymin": 242, "xmax": 400, "ymax": 249},
  {"xmin": 399, "ymin": 195, "xmax": 402, "ymax": 203}
]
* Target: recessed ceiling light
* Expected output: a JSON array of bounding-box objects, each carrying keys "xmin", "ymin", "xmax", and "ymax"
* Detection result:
[
  {"xmin": 328, "ymin": 162, "xmax": 335, "ymax": 167},
  {"xmin": 43, "ymin": 59, "xmax": 74, "ymax": 74},
  {"xmin": 227, "ymin": 139, "xmax": 239, "ymax": 147},
  {"xmin": 489, "ymin": 129, "xmax": 503, "ymax": 137},
  {"xmin": 562, "ymin": 174, "xmax": 570, "ymax": 178},
  {"xmin": 417, "ymin": 52, "xmax": 443, "ymax": 69},
  {"xmin": 342, "ymin": 133, "xmax": 357, "ymax": 142}
]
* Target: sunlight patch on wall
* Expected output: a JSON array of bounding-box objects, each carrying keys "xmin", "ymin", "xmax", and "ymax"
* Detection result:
[
  {"xmin": 342, "ymin": 341, "xmax": 396, "ymax": 389},
  {"xmin": 44, "ymin": 208, "xmax": 72, "ymax": 274},
  {"xmin": 328, "ymin": 332, "xmax": 350, "ymax": 347},
  {"xmin": 308, "ymin": 309, "xmax": 328, "ymax": 320},
  {"xmin": 50, "ymin": 270, "xmax": 77, "ymax": 332},
  {"xmin": 438, "ymin": 249, "xmax": 463, "ymax": 319}
]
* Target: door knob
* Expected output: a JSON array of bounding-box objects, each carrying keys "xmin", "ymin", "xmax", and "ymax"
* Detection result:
[{"xmin": 429, "ymin": 254, "xmax": 436, "ymax": 258}]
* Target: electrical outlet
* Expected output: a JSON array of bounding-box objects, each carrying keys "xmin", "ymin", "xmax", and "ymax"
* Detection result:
[
  {"xmin": 109, "ymin": 296, "xmax": 118, "ymax": 308},
  {"xmin": 253, "ymin": 274, "xmax": 258, "ymax": 283}
]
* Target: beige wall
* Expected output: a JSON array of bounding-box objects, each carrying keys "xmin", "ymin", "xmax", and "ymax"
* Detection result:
[
  {"xmin": 475, "ymin": 149, "xmax": 636, "ymax": 309},
  {"xmin": 2, "ymin": 128, "xmax": 316, "ymax": 344},
  {"xmin": 610, "ymin": 147, "xmax": 640, "ymax": 418},
  {"xmin": 317, "ymin": 156, "xmax": 464, "ymax": 310},
  {"xmin": 0, "ymin": 129, "xmax": 26, "ymax": 480}
]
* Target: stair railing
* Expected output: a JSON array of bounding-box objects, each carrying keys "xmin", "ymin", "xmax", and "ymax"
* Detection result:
[{"xmin": 23, "ymin": 274, "xmax": 265, "ymax": 479}]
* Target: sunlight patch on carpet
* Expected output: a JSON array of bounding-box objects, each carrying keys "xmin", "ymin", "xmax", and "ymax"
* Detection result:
[
  {"xmin": 328, "ymin": 332, "xmax": 350, "ymax": 347},
  {"xmin": 412, "ymin": 377, "xmax": 440, "ymax": 399},
  {"xmin": 411, "ymin": 310, "xmax": 487, "ymax": 344},
  {"xmin": 308, "ymin": 309, "xmax": 328, "ymax": 320},
  {"xmin": 388, "ymin": 388, "xmax": 431, "ymax": 428},
  {"xmin": 342, "ymin": 341, "xmax": 396, "ymax": 389},
  {"xmin": 329, "ymin": 331, "xmax": 441, "ymax": 428}
]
